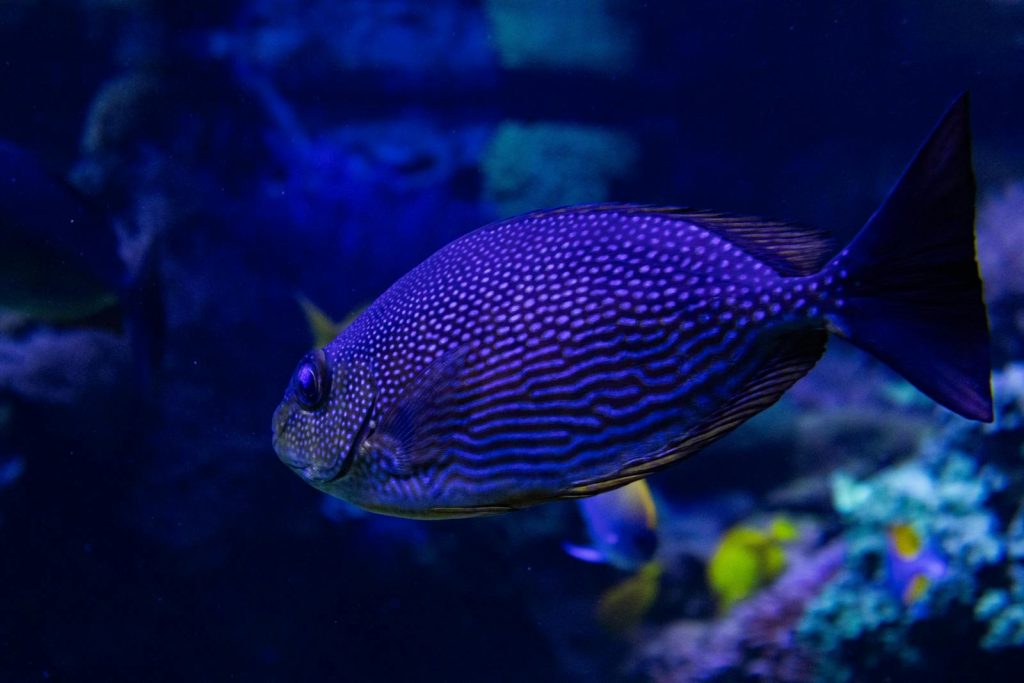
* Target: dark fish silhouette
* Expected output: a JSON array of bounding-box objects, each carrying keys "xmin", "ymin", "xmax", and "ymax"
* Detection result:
[
  {"xmin": 273, "ymin": 94, "xmax": 991, "ymax": 518},
  {"xmin": 0, "ymin": 141, "xmax": 122, "ymax": 322},
  {"xmin": 0, "ymin": 141, "xmax": 165, "ymax": 381}
]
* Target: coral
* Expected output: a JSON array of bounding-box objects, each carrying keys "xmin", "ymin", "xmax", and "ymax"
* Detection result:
[
  {"xmin": 986, "ymin": 362, "xmax": 1024, "ymax": 434},
  {"xmin": 258, "ymin": 115, "xmax": 491, "ymax": 298},
  {"xmin": 482, "ymin": 121, "xmax": 636, "ymax": 218},
  {"xmin": 0, "ymin": 329, "xmax": 131, "ymax": 406},
  {"xmin": 210, "ymin": 0, "xmax": 495, "ymax": 87},
  {"xmin": 796, "ymin": 363, "xmax": 1024, "ymax": 681},
  {"xmin": 79, "ymin": 72, "xmax": 164, "ymax": 160},
  {"xmin": 976, "ymin": 181, "xmax": 1024, "ymax": 361},
  {"xmin": 976, "ymin": 502, "xmax": 1024, "ymax": 650},
  {"xmin": 633, "ymin": 541, "xmax": 844, "ymax": 683},
  {"xmin": 977, "ymin": 181, "xmax": 1024, "ymax": 302},
  {"xmin": 71, "ymin": 70, "xmax": 174, "ymax": 201},
  {"xmin": 484, "ymin": 0, "xmax": 636, "ymax": 74}
]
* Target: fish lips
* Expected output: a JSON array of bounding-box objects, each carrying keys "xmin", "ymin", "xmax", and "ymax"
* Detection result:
[
  {"xmin": 292, "ymin": 460, "xmax": 346, "ymax": 484},
  {"xmin": 273, "ymin": 436, "xmax": 347, "ymax": 484},
  {"xmin": 271, "ymin": 403, "xmax": 347, "ymax": 483}
]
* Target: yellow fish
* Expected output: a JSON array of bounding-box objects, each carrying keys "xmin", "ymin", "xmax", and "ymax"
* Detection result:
[
  {"xmin": 706, "ymin": 516, "xmax": 798, "ymax": 613},
  {"xmin": 596, "ymin": 561, "xmax": 663, "ymax": 634}
]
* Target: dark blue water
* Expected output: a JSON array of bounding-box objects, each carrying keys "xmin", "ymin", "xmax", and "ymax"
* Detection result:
[{"xmin": 2, "ymin": 2, "xmax": 1023, "ymax": 681}]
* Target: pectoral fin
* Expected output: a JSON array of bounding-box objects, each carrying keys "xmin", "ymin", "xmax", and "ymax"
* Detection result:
[
  {"xmin": 369, "ymin": 348, "xmax": 468, "ymax": 476},
  {"xmin": 563, "ymin": 543, "xmax": 608, "ymax": 565}
]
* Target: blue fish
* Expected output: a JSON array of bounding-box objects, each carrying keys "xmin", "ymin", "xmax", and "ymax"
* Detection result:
[
  {"xmin": 886, "ymin": 523, "xmax": 947, "ymax": 609},
  {"xmin": 273, "ymin": 94, "xmax": 991, "ymax": 518},
  {"xmin": 564, "ymin": 478, "xmax": 658, "ymax": 572},
  {"xmin": 563, "ymin": 479, "xmax": 663, "ymax": 633}
]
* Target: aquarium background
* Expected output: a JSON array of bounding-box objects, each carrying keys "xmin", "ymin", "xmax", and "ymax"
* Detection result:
[{"xmin": 2, "ymin": 1, "xmax": 1023, "ymax": 681}]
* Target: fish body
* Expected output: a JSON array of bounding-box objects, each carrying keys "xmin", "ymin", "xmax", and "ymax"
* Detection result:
[
  {"xmin": 273, "ymin": 95, "xmax": 991, "ymax": 518},
  {"xmin": 707, "ymin": 516, "xmax": 798, "ymax": 612},
  {"xmin": 595, "ymin": 561, "xmax": 663, "ymax": 634},
  {"xmin": 277, "ymin": 203, "xmax": 833, "ymax": 517},
  {"xmin": 886, "ymin": 523, "xmax": 947, "ymax": 607},
  {"xmin": 562, "ymin": 480, "xmax": 662, "ymax": 631},
  {"xmin": 564, "ymin": 478, "xmax": 658, "ymax": 572}
]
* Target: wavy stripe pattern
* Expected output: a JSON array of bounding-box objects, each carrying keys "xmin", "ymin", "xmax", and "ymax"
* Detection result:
[{"xmin": 315, "ymin": 205, "xmax": 832, "ymax": 515}]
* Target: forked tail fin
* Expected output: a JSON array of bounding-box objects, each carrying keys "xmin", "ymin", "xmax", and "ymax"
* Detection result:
[{"xmin": 825, "ymin": 93, "xmax": 992, "ymax": 422}]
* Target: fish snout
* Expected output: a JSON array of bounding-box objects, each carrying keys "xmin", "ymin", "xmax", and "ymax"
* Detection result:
[
  {"xmin": 272, "ymin": 402, "xmax": 307, "ymax": 470},
  {"xmin": 272, "ymin": 401, "xmax": 291, "ymax": 439},
  {"xmin": 271, "ymin": 400, "xmax": 345, "ymax": 483}
]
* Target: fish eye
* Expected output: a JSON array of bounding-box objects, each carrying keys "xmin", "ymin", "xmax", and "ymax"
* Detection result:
[{"xmin": 292, "ymin": 349, "xmax": 330, "ymax": 411}]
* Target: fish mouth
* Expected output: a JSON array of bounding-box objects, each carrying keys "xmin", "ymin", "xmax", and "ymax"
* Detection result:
[
  {"xmin": 275, "ymin": 441, "xmax": 346, "ymax": 483},
  {"xmin": 272, "ymin": 402, "xmax": 291, "ymax": 439},
  {"xmin": 272, "ymin": 431, "xmax": 347, "ymax": 483},
  {"xmin": 270, "ymin": 399, "xmax": 365, "ymax": 485},
  {"xmin": 292, "ymin": 460, "xmax": 345, "ymax": 483},
  {"xmin": 272, "ymin": 435, "xmax": 304, "ymax": 470}
]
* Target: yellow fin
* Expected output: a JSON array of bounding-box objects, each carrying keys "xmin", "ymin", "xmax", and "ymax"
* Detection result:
[
  {"xmin": 761, "ymin": 543, "xmax": 788, "ymax": 582},
  {"xmin": 707, "ymin": 528, "xmax": 765, "ymax": 613},
  {"xmin": 769, "ymin": 515, "xmax": 799, "ymax": 543},
  {"xmin": 628, "ymin": 478, "xmax": 658, "ymax": 530},
  {"xmin": 336, "ymin": 304, "xmax": 368, "ymax": 334},
  {"xmin": 903, "ymin": 573, "xmax": 930, "ymax": 604},
  {"xmin": 296, "ymin": 295, "xmax": 367, "ymax": 349},
  {"xmin": 890, "ymin": 523, "xmax": 923, "ymax": 560},
  {"xmin": 297, "ymin": 294, "xmax": 342, "ymax": 349},
  {"xmin": 596, "ymin": 561, "xmax": 662, "ymax": 634},
  {"xmin": 708, "ymin": 520, "xmax": 793, "ymax": 614}
]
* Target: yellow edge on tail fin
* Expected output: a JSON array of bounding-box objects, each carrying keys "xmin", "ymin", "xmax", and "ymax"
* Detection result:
[{"xmin": 596, "ymin": 561, "xmax": 662, "ymax": 634}]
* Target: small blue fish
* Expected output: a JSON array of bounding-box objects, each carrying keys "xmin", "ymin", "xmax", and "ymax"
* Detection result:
[
  {"xmin": 563, "ymin": 479, "xmax": 663, "ymax": 633},
  {"xmin": 564, "ymin": 478, "xmax": 658, "ymax": 572},
  {"xmin": 887, "ymin": 523, "xmax": 947, "ymax": 608},
  {"xmin": 273, "ymin": 95, "xmax": 991, "ymax": 518}
]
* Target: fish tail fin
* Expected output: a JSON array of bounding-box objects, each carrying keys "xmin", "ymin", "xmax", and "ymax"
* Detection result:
[
  {"xmin": 595, "ymin": 561, "xmax": 662, "ymax": 634},
  {"xmin": 824, "ymin": 93, "xmax": 992, "ymax": 421}
]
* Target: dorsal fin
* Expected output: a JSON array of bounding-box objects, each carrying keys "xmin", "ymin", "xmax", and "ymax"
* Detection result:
[
  {"xmin": 522, "ymin": 204, "xmax": 835, "ymax": 277},
  {"xmin": 633, "ymin": 207, "xmax": 835, "ymax": 276}
]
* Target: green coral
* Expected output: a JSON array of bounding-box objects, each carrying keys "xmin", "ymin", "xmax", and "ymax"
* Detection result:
[
  {"xmin": 977, "ymin": 503, "xmax": 1024, "ymax": 650},
  {"xmin": 484, "ymin": 0, "xmax": 636, "ymax": 74},
  {"xmin": 482, "ymin": 121, "xmax": 636, "ymax": 218},
  {"xmin": 797, "ymin": 363, "xmax": 1024, "ymax": 680}
]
